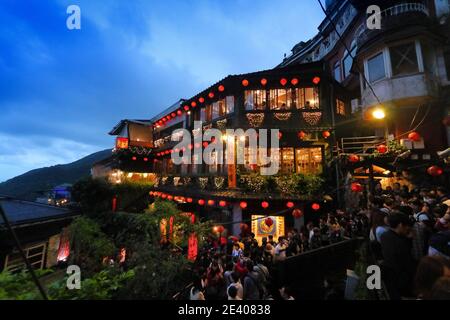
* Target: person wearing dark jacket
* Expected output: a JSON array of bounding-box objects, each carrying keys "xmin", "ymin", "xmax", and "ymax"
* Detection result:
[{"xmin": 380, "ymin": 213, "xmax": 416, "ymax": 300}]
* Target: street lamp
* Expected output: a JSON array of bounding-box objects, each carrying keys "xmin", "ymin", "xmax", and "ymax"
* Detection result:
[{"xmin": 372, "ymin": 108, "xmax": 386, "ymax": 120}]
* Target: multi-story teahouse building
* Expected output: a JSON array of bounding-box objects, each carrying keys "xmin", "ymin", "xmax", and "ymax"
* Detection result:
[{"xmin": 95, "ymin": 0, "xmax": 450, "ymax": 239}]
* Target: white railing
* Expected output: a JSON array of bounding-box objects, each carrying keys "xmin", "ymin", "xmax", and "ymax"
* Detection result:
[{"xmin": 356, "ymin": 3, "xmax": 430, "ymax": 41}]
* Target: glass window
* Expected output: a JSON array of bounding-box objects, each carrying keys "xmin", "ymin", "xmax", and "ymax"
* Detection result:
[
  {"xmin": 295, "ymin": 148, "xmax": 323, "ymax": 174},
  {"xmin": 212, "ymin": 102, "xmax": 220, "ymax": 120},
  {"xmin": 269, "ymin": 89, "xmax": 292, "ymax": 110},
  {"xmin": 245, "ymin": 90, "xmax": 267, "ymax": 110},
  {"xmin": 343, "ymin": 41, "xmax": 357, "ymax": 79},
  {"xmin": 295, "ymin": 87, "xmax": 319, "ymax": 109},
  {"xmin": 205, "ymin": 104, "xmax": 212, "ymax": 122},
  {"xmin": 281, "ymin": 148, "xmax": 295, "ymax": 173},
  {"xmin": 334, "ymin": 61, "xmax": 341, "ymax": 82},
  {"xmin": 218, "ymin": 99, "xmax": 226, "ymax": 117},
  {"xmin": 336, "ymin": 99, "xmax": 346, "ymax": 115},
  {"xmin": 367, "ymin": 52, "xmax": 386, "ymax": 83},
  {"xmin": 226, "ymin": 96, "xmax": 234, "ymax": 113},
  {"xmin": 200, "ymin": 108, "xmax": 206, "ymax": 122},
  {"xmin": 390, "ymin": 42, "xmax": 419, "ymax": 76}
]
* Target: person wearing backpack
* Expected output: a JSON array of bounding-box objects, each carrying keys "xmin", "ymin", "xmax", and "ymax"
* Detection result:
[{"xmin": 243, "ymin": 260, "xmax": 262, "ymax": 300}]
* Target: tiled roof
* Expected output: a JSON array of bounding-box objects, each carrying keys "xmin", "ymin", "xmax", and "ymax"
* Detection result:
[{"xmin": 0, "ymin": 196, "xmax": 78, "ymax": 226}]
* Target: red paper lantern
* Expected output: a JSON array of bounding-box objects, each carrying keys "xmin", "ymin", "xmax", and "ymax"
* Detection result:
[
  {"xmin": 161, "ymin": 194, "xmax": 167, "ymax": 199},
  {"xmin": 208, "ymin": 92, "xmax": 215, "ymax": 98},
  {"xmin": 198, "ymin": 199, "xmax": 205, "ymax": 205},
  {"xmin": 167, "ymin": 195, "xmax": 174, "ymax": 201},
  {"xmin": 312, "ymin": 76, "xmax": 321, "ymax": 85},
  {"xmin": 186, "ymin": 198, "xmax": 193, "ymax": 203},
  {"xmin": 278, "ymin": 132, "xmax": 283, "ymax": 139},
  {"xmin": 322, "ymin": 131, "xmax": 331, "ymax": 139},
  {"xmin": 261, "ymin": 201, "xmax": 269, "ymax": 209},
  {"xmin": 184, "ymin": 105, "xmax": 190, "ymax": 111},
  {"xmin": 242, "ymin": 79, "xmax": 249, "ymax": 87},
  {"xmin": 115, "ymin": 137, "xmax": 129, "ymax": 149},
  {"xmin": 427, "ymin": 165, "xmax": 443, "ymax": 177},
  {"xmin": 280, "ymin": 78, "xmax": 288, "ymax": 86},
  {"xmin": 171, "ymin": 112, "xmax": 176, "ymax": 118},
  {"xmin": 132, "ymin": 156, "xmax": 137, "ymax": 161},
  {"xmin": 351, "ymin": 182, "xmax": 363, "ymax": 193},
  {"xmin": 291, "ymin": 78, "xmax": 299, "ymax": 86},
  {"xmin": 143, "ymin": 157, "xmax": 148, "ymax": 162},
  {"xmin": 261, "ymin": 78, "xmax": 267, "ymax": 86},
  {"xmin": 408, "ymin": 132, "xmax": 421, "ymax": 142},
  {"xmin": 377, "ymin": 144, "xmax": 388, "ymax": 154},
  {"xmin": 218, "ymin": 85, "xmax": 225, "ymax": 92},
  {"xmin": 191, "ymin": 101, "xmax": 197, "ymax": 107},
  {"xmin": 292, "ymin": 209, "xmax": 303, "ymax": 218},
  {"xmin": 348, "ymin": 154, "xmax": 360, "ymax": 163},
  {"xmin": 286, "ymin": 201, "xmax": 294, "ymax": 208},
  {"xmin": 264, "ymin": 217, "xmax": 273, "ymax": 227},
  {"xmin": 177, "ymin": 110, "xmax": 182, "ymax": 116},
  {"xmin": 202, "ymin": 141, "xmax": 209, "ymax": 148},
  {"xmin": 199, "ymin": 97, "xmax": 205, "ymax": 103},
  {"xmin": 297, "ymin": 131, "xmax": 306, "ymax": 140},
  {"xmin": 207, "ymin": 200, "xmax": 215, "ymax": 206},
  {"xmin": 215, "ymin": 225, "xmax": 225, "ymax": 233},
  {"xmin": 219, "ymin": 200, "xmax": 227, "ymax": 207},
  {"xmin": 240, "ymin": 201, "xmax": 248, "ymax": 209},
  {"xmin": 312, "ymin": 203, "xmax": 320, "ymax": 211}
]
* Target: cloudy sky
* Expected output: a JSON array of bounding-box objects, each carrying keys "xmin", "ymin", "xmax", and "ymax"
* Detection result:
[{"xmin": 0, "ymin": 0, "xmax": 324, "ymax": 182}]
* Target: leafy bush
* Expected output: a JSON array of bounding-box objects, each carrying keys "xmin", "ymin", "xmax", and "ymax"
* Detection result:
[
  {"xmin": 0, "ymin": 270, "xmax": 52, "ymax": 300},
  {"xmin": 68, "ymin": 217, "xmax": 116, "ymax": 274},
  {"xmin": 47, "ymin": 268, "xmax": 135, "ymax": 300},
  {"xmin": 240, "ymin": 173, "xmax": 268, "ymax": 193}
]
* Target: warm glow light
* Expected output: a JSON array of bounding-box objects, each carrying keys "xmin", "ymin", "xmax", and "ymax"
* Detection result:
[
  {"xmin": 219, "ymin": 200, "xmax": 227, "ymax": 207},
  {"xmin": 280, "ymin": 78, "xmax": 288, "ymax": 86},
  {"xmin": 198, "ymin": 199, "xmax": 205, "ymax": 205},
  {"xmin": 240, "ymin": 201, "xmax": 248, "ymax": 209},
  {"xmin": 191, "ymin": 101, "xmax": 197, "ymax": 107},
  {"xmin": 261, "ymin": 78, "xmax": 267, "ymax": 86},
  {"xmin": 261, "ymin": 201, "xmax": 269, "ymax": 209},
  {"xmin": 312, "ymin": 76, "xmax": 321, "ymax": 85},
  {"xmin": 372, "ymin": 108, "xmax": 386, "ymax": 120},
  {"xmin": 208, "ymin": 92, "xmax": 215, "ymax": 98},
  {"xmin": 291, "ymin": 78, "xmax": 299, "ymax": 86},
  {"xmin": 242, "ymin": 79, "xmax": 249, "ymax": 87},
  {"xmin": 286, "ymin": 202, "xmax": 294, "ymax": 208},
  {"xmin": 199, "ymin": 97, "xmax": 205, "ymax": 103},
  {"xmin": 184, "ymin": 105, "xmax": 190, "ymax": 111},
  {"xmin": 218, "ymin": 85, "xmax": 225, "ymax": 92}
]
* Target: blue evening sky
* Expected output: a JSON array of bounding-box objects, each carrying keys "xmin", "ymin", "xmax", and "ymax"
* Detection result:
[{"xmin": 0, "ymin": 0, "xmax": 323, "ymax": 182}]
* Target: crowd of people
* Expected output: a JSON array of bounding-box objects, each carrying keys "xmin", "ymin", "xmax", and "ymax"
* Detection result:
[
  {"xmin": 368, "ymin": 183, "xmax": 450, "ymax": 300},
  {"xmin": 187, "ymin": 183, "xmax": 450, "ymax": 300}
]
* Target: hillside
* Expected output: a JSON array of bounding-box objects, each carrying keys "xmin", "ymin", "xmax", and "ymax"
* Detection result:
[{"xmin": 0, "ymin": 149, "xmax": 111, "ymax": 200}]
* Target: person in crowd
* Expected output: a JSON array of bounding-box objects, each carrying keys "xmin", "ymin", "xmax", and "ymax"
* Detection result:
[
  {"xmin": 436, "ymin": 187, "xmax": 449, "ymax": 204},
  {"xmin": 309, "ymin": 227, "xmax": 322, "ymax": 250},
  {"xmin": 243, "ymin": 261, "xmax": 261, "ymax": 300},
  {"xmin": 279, "ymin": 286, "xmax": 295, "ymax": 300},
  {"xmin": 414, "ymin": 256, "xmax": 450, "ymax": 299},
  {"xmin": 428, "ymin": 230, "xmax": 450, "ymax": 258},
  {"xmin": 190, "ymin": 277, "xmax": 206, "ymax": 300},
  {"xmin": 227, "ymin": 271, "xmax": 243, "ymax": 300},
  {"xmin": 435, "ymin": 205, "xmax": 450, "ymax": 232},
  {"xmin": 274, "ymin": 237, "xmax": 288, "ymax": 263},
  {"xmin": 227, "ymin": 284, "xmax": 242, "ymax": 300},
  {"xmin": 430, "ymin": 277, "xmax": 450, "ymax": 300},
  {"xmin": 380, "ymin": 213, "xmax": 416, "ymax": 299}
]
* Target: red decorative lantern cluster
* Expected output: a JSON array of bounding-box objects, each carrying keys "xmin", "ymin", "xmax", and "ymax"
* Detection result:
[
  {"xmin": 427, "ymin": 165, "xmax": 443, "ymax": 177},
  {"xmin": 312, "ymin": 203, "xmax": 320, "ymax": 211},
  {"xmin": 377, "ymin": 144, "xmax": 388, "ymax": 154},
  {"xmin": 348, "ymin": 154, "xmax": 360, "ymax": 163},
  {"xmin": 351, "ymin": 182, "xmax": 363, "ymax": 193},
  {"xmin": 408, "ymin": 132, "xmax": 421, "ymax": 142},
  {"xmin": 264, "ymin": 217, "xmax": 274, "ymax": 227},
  {"xmin": 292, "ymin": 209, "xmax": 303, "ymax": 218}
]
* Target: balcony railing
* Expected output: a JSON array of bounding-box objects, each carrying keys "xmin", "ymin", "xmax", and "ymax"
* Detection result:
[
  {"xmin": 355, "ymin": 3, "xmax": 430, "ymax": 43},
  {"xmin": 339, "ymin": 136, "xmax": 384, "ymax": 155}
]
